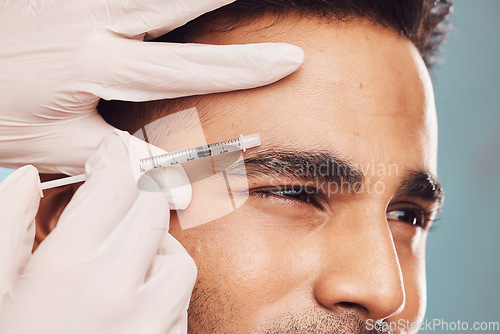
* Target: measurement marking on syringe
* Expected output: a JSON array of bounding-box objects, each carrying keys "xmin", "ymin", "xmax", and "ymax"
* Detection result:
[{"xmin": 138, "ymin": 134, "xmax": 261, "ymax": 172}]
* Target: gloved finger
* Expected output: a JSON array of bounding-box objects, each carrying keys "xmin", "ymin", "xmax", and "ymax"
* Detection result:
[
  {"xmin": 139, "ymin": 234, "xmax": 197, "ymax": 326},
  {"xmin": 47, "ymin": 133, "xmax": 143, "ymax": 253},
  {"xmin": 101, "ymin": 191, "xmax": 171, "ymax": 285},
  {"xmin": 50, "ymin": 130, "xmax": 190, "ymax": 269},
  {"xmin": 80, "ymin": 35, "xmax": 305, "ymax": 101},
  {"xmin": 100, "ymin": 130, "xmax": 191, "ymax": 281},
  {"xmin": 113, "ymin": 130, "xmax": 192, "ymax": 210},
  {"xmin": 48, "ymin": 114, "xmax": 116, "ymax": 176},
  {"xmin": 106, "ymin": 0, "xmax": 234, "ymax": 38},
  {"xmin": 0, "ymin": 165, "xmax": 41, "ymax": 295},
  {"xmin": 0, "ymin": 113, "xmax": 115, "ymax": 176}
]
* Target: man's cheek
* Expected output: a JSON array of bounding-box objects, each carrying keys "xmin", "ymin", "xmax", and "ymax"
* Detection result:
[
  {"xmin": 171, "ymin": 213, "xmax": 294, "ymax": 304},
  {"xmin": 199, "ymin": 222, "xmax": 279, "ymax": 289}
]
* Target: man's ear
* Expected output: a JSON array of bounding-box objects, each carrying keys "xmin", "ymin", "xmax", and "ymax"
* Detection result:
[{"xmin": 34, "ymin": 174, "xmax": 82, "ymax": 251}]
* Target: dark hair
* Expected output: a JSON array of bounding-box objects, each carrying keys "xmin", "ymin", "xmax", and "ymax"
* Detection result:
[{"xmin": 157, "ymin": 0, "xmax": 453, "ymax": 68}]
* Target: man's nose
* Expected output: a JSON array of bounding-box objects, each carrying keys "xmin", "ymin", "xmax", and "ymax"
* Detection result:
[{"xmin": 312, "ymin": 208, "xmax": 405, "ymax": 322}]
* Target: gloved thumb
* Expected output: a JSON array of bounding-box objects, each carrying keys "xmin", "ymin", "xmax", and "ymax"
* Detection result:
[
  {"xmin": 0, "ymin": 165, "xmax": 41, "ymax": 297},
  {"xmin": 113, "ymin": 129, "xmax": 192, "ymax": 210}
]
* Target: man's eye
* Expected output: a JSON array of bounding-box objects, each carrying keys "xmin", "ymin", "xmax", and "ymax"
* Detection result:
[
  {"xmin": 251, "ymin": 186, "xmax": 324, "ymax": 209},
  {"xmin": 386, "ymin": 208, "xmax": 428, "ymax": 229}
]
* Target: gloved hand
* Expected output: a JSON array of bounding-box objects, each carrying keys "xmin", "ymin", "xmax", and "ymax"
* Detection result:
[
  {"xmin": 0, "ymin": 0, "xmax": 304, "ymax": 176},
  {"xmin": 0, "ymin": 131, "xmax": 197, "ymax": 334},
  {"xmin": 0, "ymin": 165, "xmax": 40, "ymax": 299}
]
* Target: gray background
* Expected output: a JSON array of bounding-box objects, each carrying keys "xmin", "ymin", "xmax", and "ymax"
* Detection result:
[
  {"xmin": 423, "ymin": 0, "xmax": 500, "ymax": 331},
  {"xmin": 1, "ymin": 0, "xmax": 499, "ymax": 331}
]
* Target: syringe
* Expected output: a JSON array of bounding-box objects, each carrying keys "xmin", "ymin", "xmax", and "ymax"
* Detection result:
[
  {"xmin": 139, "ymin": 134, "xmax": 261, "ymax": 172},
  {"xmin": 40, "ymin": 134, "xmax": 262, "ymax": 191}
]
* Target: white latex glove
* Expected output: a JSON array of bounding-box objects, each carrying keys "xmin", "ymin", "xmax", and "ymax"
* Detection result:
[
  {"xmin": 0, "ymin": 165, "xmax": 40, "ymax": 299},
  {"xmin": 0, "ymin": 132, "xmax": 197, "ymax": 334},
  {"xmin": 0, "ymin": 0, "xmax": 305, "ymax": 176}
]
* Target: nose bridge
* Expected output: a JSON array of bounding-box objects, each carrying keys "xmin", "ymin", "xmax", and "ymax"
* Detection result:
[{"xmin": 313, "ymin": 207, "xmax": 405, "ymax": 322}]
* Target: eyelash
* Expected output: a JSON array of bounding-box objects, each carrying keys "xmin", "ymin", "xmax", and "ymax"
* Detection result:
[
  {"xmin": 386, "ymin": 205, "xmax": 433, "ymax": 230},
  {"xmin": 251, "ymin": 185, "xmax": 325, "ymax": 210},
  {"xmin": 251, "ymin": 186, "xmax": 434, "ymax": 229}
]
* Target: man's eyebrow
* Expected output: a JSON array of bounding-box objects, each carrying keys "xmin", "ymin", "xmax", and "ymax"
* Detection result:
[
  {"xmin": 225, "ymin": 148, "xmax": 365, "ymax": 190},
  {"xmin": 396, "ymin": 170, "xmax": 445, "ymax": 209}
]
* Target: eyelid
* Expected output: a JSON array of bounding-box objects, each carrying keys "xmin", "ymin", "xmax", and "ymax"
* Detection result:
[
  {"xmin": 252, "ymin": 187, "xmax": 438, "ymax": 229},
  {"xmin": 387, "ymin": 202, "xmax": 434, "ymax": 230},
  {"xmin": 250, "ymin": 185, "xmax": 326, "ymax": 210}
]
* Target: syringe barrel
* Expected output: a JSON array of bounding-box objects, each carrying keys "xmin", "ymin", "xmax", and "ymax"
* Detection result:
[{"xmin": 139, "ymin": 133, "xmax": 261, "ymax": 172}]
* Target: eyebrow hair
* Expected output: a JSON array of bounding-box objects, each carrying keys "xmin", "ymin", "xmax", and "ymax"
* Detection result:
[
  {"xmin": 226, "ymin": 148, "xmax": 365, "ymax": 191},
  {"xmin": 224, "ymin": 148, "xmax": 444, "ymax": 209},
  {"xmin": 397, "ymin": 170, "xmax": 445, "ymax": 210}
]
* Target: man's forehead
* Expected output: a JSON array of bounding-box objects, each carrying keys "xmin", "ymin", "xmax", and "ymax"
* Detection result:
[
  {"xmin": 196, "ymin": 94, "xmax": 437, "ymax": 177},
  {"xmin": 161, "ymin": 11, "xmax": 439, "ymax": 173}
]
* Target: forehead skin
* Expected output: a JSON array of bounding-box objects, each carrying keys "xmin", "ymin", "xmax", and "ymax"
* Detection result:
[{"xmin": 167, "ymin": 12, "xmax": 438, "ymax": 334}]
